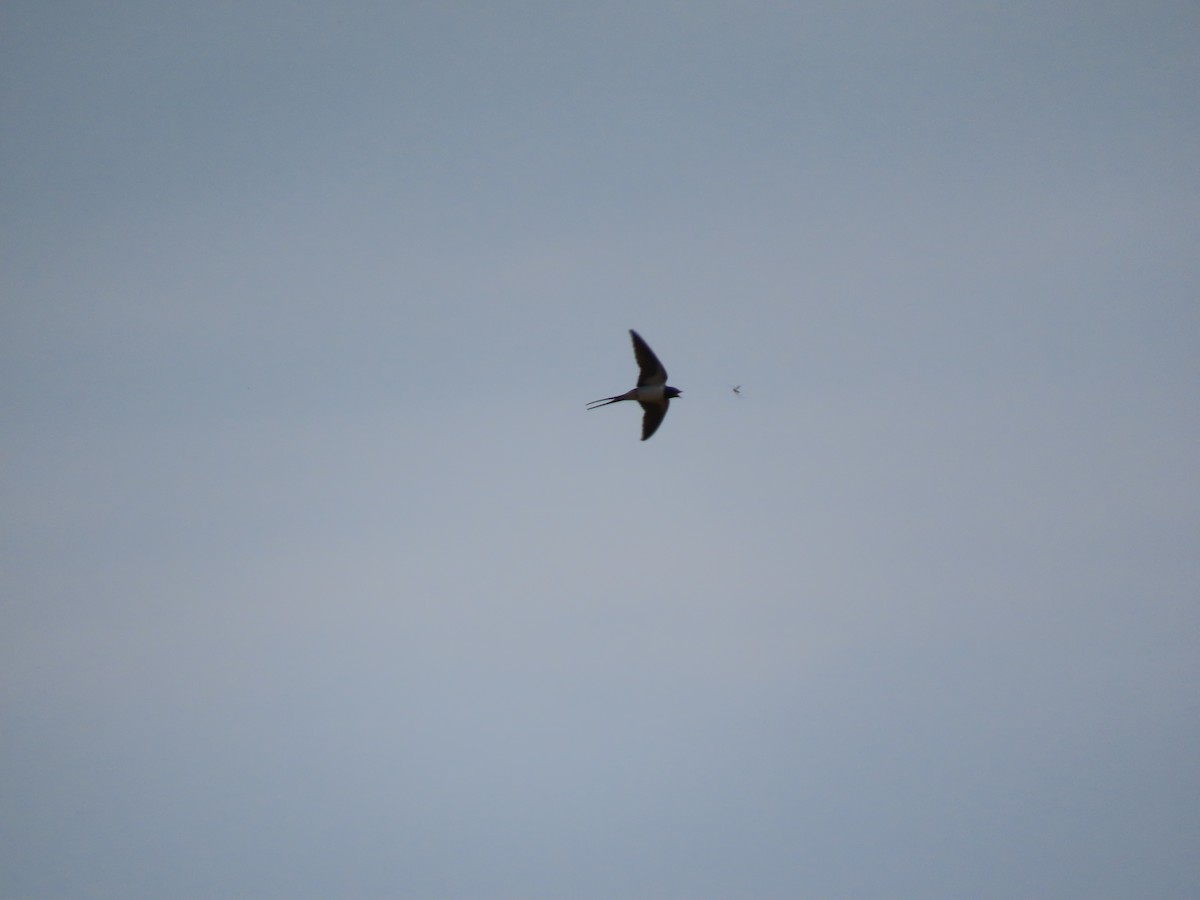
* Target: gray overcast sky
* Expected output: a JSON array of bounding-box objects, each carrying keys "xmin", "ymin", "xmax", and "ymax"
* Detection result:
[{"xmin": 3, "ymin": 2, "xmax": 1198, "ymax": 898}]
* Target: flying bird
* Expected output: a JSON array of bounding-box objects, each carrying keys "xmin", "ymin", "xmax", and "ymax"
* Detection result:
[
  {"xmin": 587, "ymin": 329, "xmax": 682, "ymax": 441},
  {"xmin": 732, "ymin": 385, "xmax": 741, "ymax": 395}
]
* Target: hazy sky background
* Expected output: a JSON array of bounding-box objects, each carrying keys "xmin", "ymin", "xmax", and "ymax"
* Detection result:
[{"xmin": 3, "ymin": 2, "xmax": 1198, "ymax": 897}]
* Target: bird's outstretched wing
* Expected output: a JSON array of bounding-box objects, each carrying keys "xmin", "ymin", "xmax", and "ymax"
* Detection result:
[
  {"xmin": 639, "ymin": 401, "xmax": 668, "ymax": 441},
  {"xmin": 630, "ymin": 329, "xmax": 667, "ymax": 387}
]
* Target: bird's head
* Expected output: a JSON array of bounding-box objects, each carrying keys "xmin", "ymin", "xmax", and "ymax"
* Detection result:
[{"xmin": 666, "ymin": 387, "xmax": 682, "ymax": 399}]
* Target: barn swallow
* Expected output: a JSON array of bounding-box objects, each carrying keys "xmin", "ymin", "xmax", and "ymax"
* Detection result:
[{"xmin": 587, "ymin": 329, "xmax": 682, "ymax": 441}]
